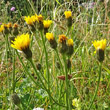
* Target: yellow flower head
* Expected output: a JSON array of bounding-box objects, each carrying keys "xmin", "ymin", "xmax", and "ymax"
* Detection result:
[
  {"xmin": 43, "ymin": 20, "xmax": 52, "ymax": 28},
  {"xmin": 58, "ymin": 34, "xmax": 67, "ymax": 43},
  {"xmin": 24, "ymin": 16, "xmax": 34, "ymax": 25},
  {"xmin": 31, "ymin": 14, "xmax": 39, "ymax": 23},
  {"xmin": 13, "ymin": 23, "xmax": 18, "ymax": 28},
  {"xmin": 64, "ymin": 11, "xmax": 72, "ymax": 19},
  {"xmin": 0, "ymin": 24, "xmax": 4, "ymax": 32},
  {"xmin": 67, "ymin": 39, "xmax": 73, "ymax": 46},
  {"xmin": 7, "ymin": 23, "xmax": 12, "ymax": 28},
  {"xmin": 92, "ymin": 39, "xmax": 106, "ymax": 51},
  {"xmin": 11, "ymin": 33, "xmax": 31, "ymax": 51},
  {"xmin": 37, "ymin": 14, "xmax": 43, "ymax": 22},
  {"xmin": 46, "ymin": 33, "xmax": 54, "ymax": 41}
]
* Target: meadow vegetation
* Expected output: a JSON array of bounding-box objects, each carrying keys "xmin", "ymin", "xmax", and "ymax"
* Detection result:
[{"xmin": 0, "ymin": 0, "xmax": 110, "ymax": 110}]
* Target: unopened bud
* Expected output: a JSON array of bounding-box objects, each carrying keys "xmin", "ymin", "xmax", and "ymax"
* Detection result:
[
  {"xmin": 67, "ymin": 45, "xmax": 74, "ymax": 56},
  {"xmin": 50, "ymin": 39, "xmax": 57, "ymax": 49},
  {"xmin": 11, "ymin": 93, "xmax": 20, "ymax": 105},
  {"xmin": 36, "ymin": 63, "xmax": 41, "ymax": 71},
  {"xmin": 96, "ymin": 48, "xmax": 104, "ymax": 62},
  {"xmin": 59, "ymin": 43, "xmax": 68, "ymax": 54}
]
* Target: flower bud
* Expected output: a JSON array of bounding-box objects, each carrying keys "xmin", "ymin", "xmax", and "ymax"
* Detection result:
[
  {"xmin": 96, "ymin": 48, "xmax": 104, "ymax": 62},
  {"xmin": 3, "ymin": 24, "xmax": 10, "ymax": 35},
  {"xmin": 59, "ymin": 43, "xmax": 68, "ymax": 54},
  {"xmin": 36, "ymin": 63, "xmax": 42, "ymax": 71},
  {"xmin": 34, "ymin": 76, "xmax": 37, "ymax": 79},
  {"xmin": 67, "ymin": 39, "xmax": 74, "ymax": 56},
  {"xmin": 67, "ymin": 45, "xmax": 74, "ymax": 56},
  {"xmin": 58, "ymin": 34, "xmax": 68, "ymax": 54},
  {"xmin": 13, "ymin": 23, "xmax": 19, "ymax": 36},
  {"xmin": 11, "ymin": 93, "xmax": 20, "ymax": 105},
  {"xmin": 50, "ymin": 39, "xmax": 57, "ymax": 49}
]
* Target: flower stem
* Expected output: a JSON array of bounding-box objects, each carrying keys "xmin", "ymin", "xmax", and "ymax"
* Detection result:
[
  {"xmin": 12, "ymin": 49, "xmax": 15, "ymax": 93},
  {"xmin": 40, "ymin": 30, "xmax": 50, "ymax": 89},
  {"xmin": 63, "ymin": 55, "xmax": 69, "ymax": 110},
  {"xmin": 88, "ymin": 62, "xmax": 102, "ymax": 110},
  {"xmin": 40, "ymin": 30, "xmax": 53, "ymax": 108},
  {"xmin": 66, "ymin": 27, "xmax": 71, "ymax": 36}
]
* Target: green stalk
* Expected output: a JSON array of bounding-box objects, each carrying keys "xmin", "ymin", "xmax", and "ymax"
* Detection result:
[
  {"xmin": 40, "ymin": 30, "xmax": 53, "ymax": 109},
  {"xmin": 40, "ymin": 30, "xmax": 50, "ymax": 89},
  {"xmin": 88, "ymin": 62, "xmax": 102, "ymax": 110},
  {"xmin": 66, "ymin": 27, "xmax": 71, "ymax": 36},
  {"xmin": 63, "ymin": 55, "xmax": 69, "ymax": 110}
]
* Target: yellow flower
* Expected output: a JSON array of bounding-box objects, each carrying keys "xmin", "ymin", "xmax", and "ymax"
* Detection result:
[
  {"xmin": 92, "ymin": 39, "xmax": 106, "ymax": 51},
  {"xmin": 46, "ymin": 33, "xmax": 54, "ymax": 41},
  {"xmin": 43, "ymin": 20, "xmax": 52, "ymax": 28},
  {"xmin": 7, "ymin": 23, "xmax": 12, "ymax": 28},
  {"xmin": 0, "ymin": 24, "xmax": 4, "ymax": 32},
  {"xmin": 64, "ymin": 11, "xmax": 72, "ymax": 19},
  {"xmin": 24, "ymin": 16, "xmax": 34, "ymax": 25},
  {"xmin": 11, "ymin": 33, "xmax": 31, "ymax": 51},
  {"xmin": 37, "ymin": 14, "xmax": 43, "ymax": 22},
  {"xmin": 67, "ymin": 39, "xmax": 73, "ymax": 46},
  {"xmin": 58, "ymin": 34, "xmax": 67, "ymax": 43},
  {"xmin": 31, "ymin": 14, "xmax": 39, "ymax": 23}
]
